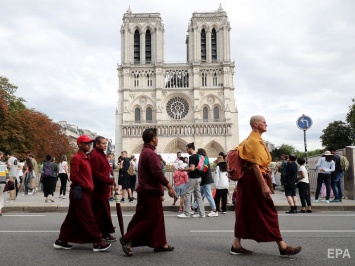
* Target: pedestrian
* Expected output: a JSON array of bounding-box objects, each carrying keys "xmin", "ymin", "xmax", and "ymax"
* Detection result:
[
  {"xmin": 129, "ymin": 155, "xmax": 138, "ymax": 200},
  {"xmin": 120, "ymin": 151, "xmax": 133, "ymax": 202},
  {"xmin": 280, "ymin": 154, "xmax": 288, "ymax": 191},
  {"xmin": 53, "ymin": 135, "xmax": 111, "ymax": 252},
  {"xmin": 194, "ymin": 148, "xmax": 218, "ymax": 217},
  {"xmin": 0, "ymin": 151, "xmax": 9, "ymax": 216},
  {"xmin": 5, "ymin": 151, "xmax": 19, "ymax": 201},
  {"xmin": 329, "ymin": 148, "xmax": 344, "ymax": 202},
  {"xmin": 107, "ymin": 153, "xmax": 116, "ymax": 201},
  {"xmin": 296, "ymin": 157, "xmax": 312, "ymax": 213},
  {"xmin": 231, "ymin": 115, "xmax": 302, "ymax": 256},
  {"xmin": 214, "ymin": 155, "xmax": 229, "ymax": 214},
  {"xmin": 173, "ymin": 160, "xmax": 188, "ymax": 212},
  {"xmin": 23, "ymin": 158, "xmax": 35, "ymax": 195},
  {"xmin": 177, "ymin": 142, "xmax": 205, "ymax": 218},
  {"xmin": 42, "ymin": 155, "xmax": 58, "ymax": 203},
  {"xmin": 28, "ymin": 154, "xmax": 39, "ymax": 193},
  {"xmin": 90, "ymin": 136, "xmax": 116, "ymax": 242},
  {"xmin": 284, "ymin": 154, "xmax": 298, "ymax": 214},
  {"xmin": 58, "ymin": 155, "xmax": 70, "ymax": 199},
  {"xmin": 314, "ymin": 151, "xmax": 335, "ymax": 204},
  {"xmin": 119, "ymin": 128, "xmax": 176, "ymax": 256}
]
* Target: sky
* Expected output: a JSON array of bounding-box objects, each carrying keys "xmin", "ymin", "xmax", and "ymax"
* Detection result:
[{"xmin": 1, "ymin": 0, "xmax": 354, "ymax": 151}]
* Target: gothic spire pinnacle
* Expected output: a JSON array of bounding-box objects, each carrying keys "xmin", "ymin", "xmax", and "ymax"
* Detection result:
[
  {"xmin": 126, "ymin": 6, "xmax": 132, "ymax": 14},
  {"xmin": 218, "ymin": 4, "xmax": 223, "ymax": 12}
]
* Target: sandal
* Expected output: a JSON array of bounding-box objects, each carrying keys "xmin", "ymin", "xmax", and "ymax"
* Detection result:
[
  {"xmin": 154, "ymin": 245, "xmax": 174, "ymax": 252},
  {"xmin": 119, "ymin": 237, "xmax": 133, "ymax": 256}
]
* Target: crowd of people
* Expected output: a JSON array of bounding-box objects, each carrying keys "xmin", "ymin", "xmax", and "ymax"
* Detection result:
[{"xmin": 12, "ymin": 116, "xmax": 350, "ymax": 258}]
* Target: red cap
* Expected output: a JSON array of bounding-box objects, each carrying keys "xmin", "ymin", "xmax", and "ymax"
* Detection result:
[{"xmin": 77, "ymin": 135, "xmax": 94, "ymax": 145}]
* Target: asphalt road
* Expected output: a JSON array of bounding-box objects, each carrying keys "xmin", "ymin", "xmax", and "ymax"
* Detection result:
[{"xmin": 0, "ymin": 211, "xmax": 354, "ymax": 266}]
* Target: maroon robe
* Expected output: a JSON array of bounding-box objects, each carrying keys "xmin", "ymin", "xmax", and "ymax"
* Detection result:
[
  {"xmin": 234, "ymin": 169, "xmax": 283, "ymax": 242},
  {"xmin": 58, "ymin": 151, "xmax": 101, "ymax": 243},
  {"xmin": 124, "ymin": 143, "xmax": 169, "ymax": 248},
  {"xmin": 90, "ymin": 148, "xmax": 115, "ymax": 236},
  {"xmin": 124, "ymin": 191, "xmax": 166, "ymax": 247}
]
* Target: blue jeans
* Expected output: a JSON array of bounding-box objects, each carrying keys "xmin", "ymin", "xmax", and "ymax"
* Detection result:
[
  {"xmin": 331, "ymin": 171, "xmax": 343, "ymax": 201},
  {"xmin": 194, "ymin": 184, "xmax": 216, "ymax": 211}
]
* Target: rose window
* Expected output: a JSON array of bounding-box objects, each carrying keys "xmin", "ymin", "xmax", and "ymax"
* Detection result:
[{"xmin": 166, "ymin": 97, "xmax": 189, "ymax": 119}]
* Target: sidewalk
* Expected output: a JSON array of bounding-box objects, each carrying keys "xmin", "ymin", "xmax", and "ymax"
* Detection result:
[{"xmin": 2, "ymin": 189, "xmax": 355, "ymax": 213}]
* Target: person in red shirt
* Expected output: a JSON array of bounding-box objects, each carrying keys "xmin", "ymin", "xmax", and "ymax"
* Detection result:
[
  {"xmin": 53, "ymin": 135, "xmax": 111, "ymax": 252},
  {"xmin": 90, "ymin": 136, "xmax": 116, "ymax": 242},
  {"xmin": 119, "ymin": 128, "xmax": 176, "ymax": 256}
]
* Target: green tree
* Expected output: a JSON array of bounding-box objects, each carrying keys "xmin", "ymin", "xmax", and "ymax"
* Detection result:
[
  {"xmin": 320, "ymin": 120, "xmax": 352, "ymax": 150},
  {"xmin": 346, "ymin": 98, "xmax": 355, "ymax": 144},
  {"xmin": 270, "ymin": 144, "xmax": 298, "ymax": 161},
  {"xmin": 0, "ymin": 76, "xmax": 26, "ymax": 112},
  {"xmin": 0, "ymin": 76, "xmax": 76, "ymax": 160}
]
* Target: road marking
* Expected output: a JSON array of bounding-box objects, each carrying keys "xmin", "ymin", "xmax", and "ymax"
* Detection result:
[
  {"xmin": 1, "ymin": 215, "xmax": 46, "ymax": 217},
  {"xmin": 190, "ymin": 230, "xmax": 355, "ymax": 233},
  {"xmin": 0, "ymin": 231, "xmax": 59, "ymax": 233}
]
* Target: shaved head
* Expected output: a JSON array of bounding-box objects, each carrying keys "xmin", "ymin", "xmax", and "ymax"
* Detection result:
[{"xmin": 250, "ymin": 115, "xmax": 264, "ymax": 128}]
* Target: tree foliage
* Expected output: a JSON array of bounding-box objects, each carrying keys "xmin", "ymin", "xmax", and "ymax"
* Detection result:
[
  {"xmin": 0, "ymin": 76, "xmax": 76, "ymax": 161},
  {"xmin": 270, "ymin": 144, "xmax": 298, "ymax": 161},
  {"xmin": 320, "ymin": 120, "xmax": 352, "ymax": 150},
  {"xmin": 346, "ymin": 98, "xmax": 355, "ymax": 143}
]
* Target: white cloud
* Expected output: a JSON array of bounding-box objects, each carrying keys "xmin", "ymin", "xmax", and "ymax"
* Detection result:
[{"xmin": 0, "ymin": 0, "xmax": 354, "ymax": 150}]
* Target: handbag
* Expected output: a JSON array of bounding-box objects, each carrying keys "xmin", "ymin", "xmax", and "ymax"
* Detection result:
[
  {"xmin": 72, "ymin": 185, "xmax": 82, "ymax": 200},
  {"xmin": 3, "ymin": 180, "xmax": 15, "ymax": 192}
]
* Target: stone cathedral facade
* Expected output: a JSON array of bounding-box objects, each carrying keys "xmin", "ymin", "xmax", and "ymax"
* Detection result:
[{"xmin": 115, "ymin": 5, "xmax": 239, "ymax": 158}]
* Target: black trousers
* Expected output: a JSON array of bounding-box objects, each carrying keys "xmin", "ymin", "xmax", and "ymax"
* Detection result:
[
  {"xmin": 58, "ymin": 173, "xmax": 68, "ymax": 195},
  {"xmin": 315, "ymin": 173, "xmax": 331, "ymax": 200},
  {"xmin": 214, "ymin": 189, "xmax": 228, "ymax": 212},
  {"xmin": 297, "ymin": 182, "xmax": 311, "ymax": 207}
]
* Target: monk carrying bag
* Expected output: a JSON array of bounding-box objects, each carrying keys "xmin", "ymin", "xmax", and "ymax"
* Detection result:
[{"xmin": 226, "ymin": 148, "xmax": 245, "ymax": 181}]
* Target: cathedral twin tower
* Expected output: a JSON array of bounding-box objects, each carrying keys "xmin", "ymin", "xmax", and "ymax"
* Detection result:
[{"xmin": 115, "ymin": 5, "xmax": 239, "ymax": 158}]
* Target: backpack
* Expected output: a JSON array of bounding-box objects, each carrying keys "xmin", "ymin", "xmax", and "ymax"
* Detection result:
[
  {"xmin": 127, "ymin": 161, "xmax": 136, "ymax": 176},
  {"xmin": 43, "ymin": 162, "xmax": 54, "ymax": 177},
  {"xmin": 196, "ymin": 154, "xmax": 209, "ymax": 173},
  {"xmin": 340, "ymin": 156, "xmax": 349, "ymax": 171},
  {"xmin": 226, "ymin": 148, "xmax": 245, "ymax": 181}
]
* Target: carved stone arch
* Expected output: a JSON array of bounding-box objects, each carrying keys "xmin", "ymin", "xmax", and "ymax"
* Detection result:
[
  {"xmin": 204, "ymin": 141, "xmax": 224, "ymax": 158},
  {"xmin": 209, "ymin": 23, "xmax": 220, "ymax": 31},
  {"xmin": 198, "ymin": 24, "xmax": 209, "ymax": 33},
  {"xmin": 142, "ymin": 24, "xmax": 155, "ymax": 33},
  {"xmin": 131, "ymin": 143, "xmax": 144, "ymax": 154},
  {"xmin": 131, "ymin": 25, "xmax": 143, "ymax": 34},
  {"xmin": 163, "ymin": 138, "xmax": 188, "ymax": 153},
  {"xmin": 131, "ymin": 95, "xmax": 155, "ymax": 111}
]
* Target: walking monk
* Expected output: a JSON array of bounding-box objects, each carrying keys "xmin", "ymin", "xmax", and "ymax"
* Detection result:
[
  {"xmin": 119, "ymin": 128, "xmax": 176, "ymax": 256},
  {"xmin": 231, "ymin": 115, "xmax": 302, "ymax": 257},
  {"xmin": 53, "ymin": 135, "xmax": 111, "ymax": 252},
  {"xmin": 90, "ymin": 136, "xmax": 116, "ymax": 242}
]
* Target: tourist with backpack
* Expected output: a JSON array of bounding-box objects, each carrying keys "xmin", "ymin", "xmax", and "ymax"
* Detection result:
[
  {"xmin": 329, "ymin": 148, "xmax": 348, "ymax": 202},
  {"xmin": 42, "ymin": 155, "xmax": 58, "ymax": 203}
]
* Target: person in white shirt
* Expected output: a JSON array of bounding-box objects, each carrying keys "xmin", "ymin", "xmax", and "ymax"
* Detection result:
[
  {"xmin": 214, "ymin": 155, "xmax": 229, "ymax": 214},
  {"xmin": 314, "ymin": 151, "xmax": 335, "ymax": 204},
  {"xmin": 296, "ymin": 157, "xmax": 312, "ymax": 213},
  {"xmin": 58, "ymin": 155, "xmax": 69, "ymax": 199}
]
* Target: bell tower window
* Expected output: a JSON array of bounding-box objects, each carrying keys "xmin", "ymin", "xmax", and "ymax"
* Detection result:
[
  {"xmin": 145, "ymin": 30, "xmax": 151, "ymax": 64},
  {"xmin": 134, "ymin": 30, "xmax": 140, "ymax": 64},
  {"xmin": 201, "ymin": 29, "xmax": 206, "ymax": 62},
  {"xmin": 211, "ymin": 28, "xmax": 217, "ymax": 61}
]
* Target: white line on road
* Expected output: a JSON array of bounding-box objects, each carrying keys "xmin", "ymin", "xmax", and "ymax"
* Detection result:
[
  {"xmin": 1, "ymin": 215, "xmax": 46, "ymax": 217},
  {"xmin": 0, "ymin": 231, "xmax": 59, "ymax": 233},
  {"xmin": 190, "ymin": 230, "xmax": 355, "ymax": 233}
]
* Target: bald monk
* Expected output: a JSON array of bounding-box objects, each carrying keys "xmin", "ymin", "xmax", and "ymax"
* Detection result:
[{"xmin": 231, "ymin": 115, "xmax": 302, "ymax": 257}]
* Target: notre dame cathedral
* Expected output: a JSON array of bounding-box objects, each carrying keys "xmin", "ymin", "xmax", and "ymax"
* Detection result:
[{"xmin": 115, "ymin": 5, "xmax": 239, "ymax": 158}]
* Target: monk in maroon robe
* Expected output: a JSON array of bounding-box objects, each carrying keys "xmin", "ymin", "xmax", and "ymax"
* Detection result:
[
  {"xmin": 90, "ymin": 136, "xmax": 115, "ymax": 241},
  {"xmin": 53, "ymin": 135, "xmax": 111, "ymax": 252},
  {"xmin": 231, "ymin": 116, "xmax": 302, "ymax": 257},
  {"xmin": 119, "ymin": 128, "xmax": 176, "ymax": 256}
]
